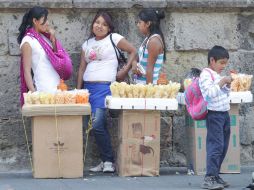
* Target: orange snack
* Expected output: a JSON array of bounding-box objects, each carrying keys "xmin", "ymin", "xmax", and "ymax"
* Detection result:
[
  {"xmin": 76, "ymin": 90, "xmax": 89, "ymax": 104},
  {"xmin": 57, "ymin": 79, "xmax": 68, "ymax": 91},
  {"xmin": 157, "ymin": 73, "xmax": 169, "ymax": 85}
]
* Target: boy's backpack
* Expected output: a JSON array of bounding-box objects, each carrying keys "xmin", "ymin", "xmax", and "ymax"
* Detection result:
[{"xmin": 184, "ymin": 68, "xmax": 214, "ymax": 120}]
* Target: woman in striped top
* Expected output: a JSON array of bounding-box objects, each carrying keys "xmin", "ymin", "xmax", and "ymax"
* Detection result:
[{"xmin": 134, "ymin": 8, "xmax": 166, "ymax": 84}]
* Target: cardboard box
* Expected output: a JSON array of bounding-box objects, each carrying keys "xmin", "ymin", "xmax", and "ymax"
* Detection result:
[
  {"xmin": 117, "ymin": 110, "xmax": 160, "ymax": 176},
  {"xmin": 186, "ymin": 104, "xmax": 240, "ymax": 175},
  {"xmin": 118, "ymin": 110, "xmax": 160, "ymax": 141},
  {"xmin": 220, "ymin": 105, "xmax": 240, "ymax": 173},
  {"xmin": 117, "ymin": 139, "xmax": 160, "ymax": 177},
  {"xmin": 32, "ymin": 115, "xmax": 83, "ymax": 178}
]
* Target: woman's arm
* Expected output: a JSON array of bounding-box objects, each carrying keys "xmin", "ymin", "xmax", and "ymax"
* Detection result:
[
  {"xmin": 77, "ymin": 50, "xmax": 87, "ymax": 89},
  {"xmin": 116, "ymin": 38, "xmax": 136, "ymax": 81},
  {"xmin": 146, "ymin": 37, "xmax": 164, "ymax": 84},
  {"xmin": 21, "ymin": 43, "xmax": 36, "ymax": 92}
]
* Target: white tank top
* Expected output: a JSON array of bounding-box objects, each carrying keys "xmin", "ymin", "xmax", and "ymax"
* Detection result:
[{"xmin": 20, "ymin": 35, "xmax": 60, "ymax": 93}]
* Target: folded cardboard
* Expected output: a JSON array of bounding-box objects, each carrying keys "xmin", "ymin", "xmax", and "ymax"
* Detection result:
[
  {"xmin": 186, "ymin": 104, "xmax": 240, "ymax": 175},
  {"xmin": 118, "ymin": 110, "xmax": 160, "ymax": 140},
  {"xmin": 117, "ymin": 139, "xmax": 160, "ymax": 177},
  {"xmin": 32, "ymin": 115, "xmax": 83, "ymax": 178},
  {"xmin": 117, "ymin": 110, "xmax": 161, "ymax": 176}
]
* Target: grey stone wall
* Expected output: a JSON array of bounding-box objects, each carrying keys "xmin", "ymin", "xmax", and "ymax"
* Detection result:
[{"xmin": 0, "ymin": 0, "xmax": 254, "ymax": 172}]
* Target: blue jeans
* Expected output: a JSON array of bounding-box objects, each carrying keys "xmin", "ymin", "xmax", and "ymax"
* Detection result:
[
  {"xmin": 91, "ymin": 108, "xmax": 114, "ymax": 163},
  {"xmin": 206, "ymin": 110, "xmax": 231, "ymax": 176}
]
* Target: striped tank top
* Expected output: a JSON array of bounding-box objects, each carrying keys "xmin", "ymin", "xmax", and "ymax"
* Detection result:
[{"xmin": 136, "ymin": 34, "xmax": 164, "ymax": 84}]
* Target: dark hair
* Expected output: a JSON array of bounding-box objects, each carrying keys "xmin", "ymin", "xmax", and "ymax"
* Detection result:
[
  {"xmin": 17, "ymin": 6, "xmax": 48, "ymax": 44},
  {"xmin": 88, "ymin": 11, "xmax": 114, "ymax": 39},
  {"xmin": 138, "ymin": 8, "xmax": 166, "ymax": 61},
  {"xmin": 208, "ymin": 45, "xmax": 229, "ymax": 65}
]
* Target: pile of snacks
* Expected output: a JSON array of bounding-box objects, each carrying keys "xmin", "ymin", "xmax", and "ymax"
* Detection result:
[
  {"xmin": 110, "ymin": 82, "xmax": 180, "ymax": 98},
  {"xmin": 231, "ymin": 73, "xmax": 253, "ymax": 92},
  {"xmin": 23, "ymin": 89, "xmax": 89, "ymax": 105}
]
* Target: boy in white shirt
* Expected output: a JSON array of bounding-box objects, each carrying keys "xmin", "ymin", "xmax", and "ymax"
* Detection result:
[{"xmin": 199, "ymin": 46, "xmax": 233, "ymax": 190}]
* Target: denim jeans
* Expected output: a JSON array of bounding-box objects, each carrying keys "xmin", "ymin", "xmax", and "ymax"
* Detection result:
[
  {"xmin": 206, "ymin": 110, "xmax": 231, "ymax": 176},
  {"xmin": 91, "ymin": 108, "xmax": 114, "ymax": 163}
]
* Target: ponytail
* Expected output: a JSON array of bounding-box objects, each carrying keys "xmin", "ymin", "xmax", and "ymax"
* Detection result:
[
  {"xmin": 17, "ymin": 6, "xmax": 48, "ymax": 44},
  {"xmin": 17, "ymin": 12, "xmax": 31, "ymax": 44}
]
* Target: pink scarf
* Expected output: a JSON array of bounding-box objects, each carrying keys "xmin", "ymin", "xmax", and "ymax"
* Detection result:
[{"xmin": 20, "ymin": 28, "xmax": 72, "ymax": 106}]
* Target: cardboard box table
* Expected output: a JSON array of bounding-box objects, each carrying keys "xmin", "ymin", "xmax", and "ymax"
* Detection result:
[
  {"xmin": 22, "ymin": 104, "xmax": 91, "ymax": 178},
  {"xmin": 106, "ymin": 96, "xmax": 178, "ymax": 176},
  {"xmin": 177, "ymin": 91, "xmax": 253, "ymax": 175}
]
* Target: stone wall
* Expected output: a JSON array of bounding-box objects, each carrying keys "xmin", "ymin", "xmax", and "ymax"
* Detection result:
[{"xmin": 0, "ymin": 0, "xmax": 254, "ymax": 172}]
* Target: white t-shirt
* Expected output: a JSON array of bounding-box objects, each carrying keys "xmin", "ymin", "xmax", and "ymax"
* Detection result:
[
  {"xmin": 82, "ymin": 33, "xmax": 124, "ymax": 82},
  {"xmin": 20, "ymin": 35, "xmax": 60, "ymax": 93}
]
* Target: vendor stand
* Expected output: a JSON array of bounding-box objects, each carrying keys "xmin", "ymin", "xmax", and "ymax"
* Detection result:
[
  {"xmin": 177, "ymin": 91, "xmax": 253, "ymax": 175},
  {"xmin": 22, "ymin": 91, "xmax": 91, "ymax": 178},
  {"xmin": 105, "ymin": 81, "xmax": 180, "ymax": 177}
]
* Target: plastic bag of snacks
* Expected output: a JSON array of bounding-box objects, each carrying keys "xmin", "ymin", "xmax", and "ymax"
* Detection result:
[
  {"xmin": 75, "ymin": 89, "xmax": 89, "ymax": 104},
  {"xmin": 55, "ymin": 90, "xmax": 65, "ymax": 104},
  {"xmin": 64, "ymin": 91, "xmax": 76, "ymax": 104},
  {"xmin": 183, "ymin": 68, "xmax": 201, "ymax": 90},
  {"xmin": 39, "ymin": 92, "xmax": 55, "ymax": 104},
  {"xmin": 231, "ymin": 73, "xmax": 253, "ymax": 92}
]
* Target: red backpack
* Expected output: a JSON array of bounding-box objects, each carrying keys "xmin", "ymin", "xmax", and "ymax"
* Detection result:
[{"xmin": 184, "ymin": 69, "xmax": 214, "ymax": 120}]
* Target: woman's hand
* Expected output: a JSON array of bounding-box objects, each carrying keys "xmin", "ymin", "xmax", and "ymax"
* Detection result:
[
  {"xmin": 46, "ymin": 27, "xmax": 57, "ymax": 51},
  {"xmin": 46, "ymin": 27, "xmax": 56, "ymax": 43},
  {"xmin": 131, "ymin": 60, "xmax": 140, "ymax": 75}
]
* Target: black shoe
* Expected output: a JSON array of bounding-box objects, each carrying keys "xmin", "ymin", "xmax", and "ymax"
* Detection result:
[
  {"xmin": 201, "ymin": 176, "xmax": 224, "ymax": 190},
  {"xmin": 216, "ymin": 175, "xmax": 229, "ymax": 188}
]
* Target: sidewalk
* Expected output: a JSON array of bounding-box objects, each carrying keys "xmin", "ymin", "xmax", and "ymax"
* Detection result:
[{"xmin": 0, "ymin": 166, "xmax": 253, "ymax": 190}]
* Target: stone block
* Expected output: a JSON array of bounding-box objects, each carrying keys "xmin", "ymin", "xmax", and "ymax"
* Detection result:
[
  {"xmin": 166, "ymin": 0, "xmax": 254, "ymax": 8},
  {"xmin": 238, "ymin": 13, "xmax": 254, "ymax": 50},
  {"xmin": 239, "ymin": 107, "xmax": 254, "ymax": 145},
  {"xmin": 173, "ymin": 115, "xmax": 186, "ymax": 154},
  {"xmin": 0, "ymin": 26, "xmax": 8, "ymax": 56},
  {"xmin": 241, "ymin": 146, "xmax": 254, "ymax": 164},
  {"xmin": 0, "ymin": 118, "xmax": 31, "ymax": 172},
  {"xmin": 160, "ymin": 116, "xmax": 173, "ymax": 161},
  {"xmin": 172, "ymin": 13, "xmax": 240, "ymax": 50},
  {"xmin": 73, "ymin": 0, "xmax": 167, "ymax": 8},
  {"xmin": 0, "ymin": 56, "xmax": 20, "ymax": 117},
  {"xmin": 165, "ymin": 51, "xmax": 207, "ymax": 82},
  {"xmin": 0, "ymin": 0, "xmax": 72, "ymax": 8},
  {"xmin": 8, "ymin": 31, "xmax": 20, "ymax": 56}
]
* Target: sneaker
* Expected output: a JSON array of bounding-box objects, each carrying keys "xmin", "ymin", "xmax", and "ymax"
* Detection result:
[
  {"xmin": 201, "ymin": 176, "xmax": 224, "ymax": 190},
  {"xmin": 89, "ymin": 162, "xmax": 104, "ymax": 172},
  {"xmin": 216, "ymin": 175, "xmax": 229, "ymax": 188},
  {"xmin": 103, "ymin": 161, "xmax": 115, "ymax": 173}
]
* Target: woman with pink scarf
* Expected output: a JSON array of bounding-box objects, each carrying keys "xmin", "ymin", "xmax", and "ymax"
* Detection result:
[{"xmin": 17, "ymin": 6, "xmax": 72, "ymax": 106}]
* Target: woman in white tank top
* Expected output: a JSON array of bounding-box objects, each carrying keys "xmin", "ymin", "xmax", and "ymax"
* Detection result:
[{"xmin": 134, "ymin": 8, "xmax": 166, "ymax": 84}]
